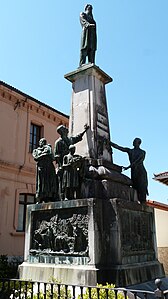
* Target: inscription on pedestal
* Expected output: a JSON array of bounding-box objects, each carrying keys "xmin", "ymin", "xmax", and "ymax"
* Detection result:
[
  {"xmin": 121, "ymin": 209, "xmax": 154, "ymax": 255},
  {"xmin": 66, "ymin": 65, "xmax": 113, "ymax": 162}
]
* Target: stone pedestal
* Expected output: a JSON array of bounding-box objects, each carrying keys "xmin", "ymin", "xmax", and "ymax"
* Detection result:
[
  {"xmin": 19, "ymin": 199, "xmax": 164, "ymax": 286},
  {"xmin": 64, "ymin": 65, "xmax": 136, "ymax": 202},
  {"xmin": 65, "ymin": 64, "xmax": 113, "ymax": 162}
]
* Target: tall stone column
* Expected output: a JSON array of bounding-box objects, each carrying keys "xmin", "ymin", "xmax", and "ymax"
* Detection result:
[{"xmin": 64, "ymin": 64, "xmax": 113, "ymax": 163}]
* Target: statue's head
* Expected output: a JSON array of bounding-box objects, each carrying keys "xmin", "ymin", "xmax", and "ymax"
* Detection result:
[
  {"xmin": 69, "ymin": 145, "xmax": 76, "ymax": 155},
  {"xmin": 39, "ymin": 138, "xmax": 47, "ymax": 147},
  {"xmin": 133, "ymin": 138, "xmax": 142, "ymax": 147},
  {"xmin": 85, "ymin": 4, "xmax": 93, "ymax": 12},
  {"xmin": 57, "ymin": 125, "xmax": 68, "ymax": 137}
]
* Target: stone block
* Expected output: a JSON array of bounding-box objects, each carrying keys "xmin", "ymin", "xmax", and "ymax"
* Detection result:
[{"xmin": 19, "ymin": 198, "xmax": 165, "ymax": 286}]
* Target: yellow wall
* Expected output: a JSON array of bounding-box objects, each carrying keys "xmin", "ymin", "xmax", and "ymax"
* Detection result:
[{"xmin": 0, "ymin": 83, "xmax": 69, "ymax": 258}]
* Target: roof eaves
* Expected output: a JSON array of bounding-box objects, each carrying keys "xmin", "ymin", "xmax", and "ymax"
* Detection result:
[
  {"xmin": 147, "ymin": 199, "xmax": 168, "ymax": 211},
  {"xmin": 0, "ymin": 80, "xmax": 69, "ymax": 119}
]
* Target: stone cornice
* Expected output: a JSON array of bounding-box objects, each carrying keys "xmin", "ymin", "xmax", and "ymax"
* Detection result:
[
  {"xmin": 0, "ymin": 82, "xmax": 69, "ymax": 126},
  {"xmin": 0, "ymin": 81, "xmax": 69, "ymax": 117},
  {"xmin": 64, "ymin": 64, "xmax": 113, "ymax": 85}
]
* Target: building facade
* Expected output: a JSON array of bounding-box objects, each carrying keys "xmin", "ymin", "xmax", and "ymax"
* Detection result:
[
  {"xmin": 0, "ymin": 81, "xmax": 69, "ymax": 261},
  {"xmin": 147, "ymin": 200, "xmax": 168, "ymax": 275}
]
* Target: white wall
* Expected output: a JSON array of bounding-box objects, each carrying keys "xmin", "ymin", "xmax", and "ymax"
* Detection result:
[{"xmin": 155, "ymin": 208, "xmax": 168, "ymax": 247}]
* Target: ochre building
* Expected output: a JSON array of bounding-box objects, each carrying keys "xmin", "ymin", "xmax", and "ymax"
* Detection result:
[{"xmin": 0, "ymin": 81, "xmax": 69, "ymax": 261}]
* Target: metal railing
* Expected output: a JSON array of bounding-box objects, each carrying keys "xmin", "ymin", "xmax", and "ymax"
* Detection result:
[{"xmin": 0, "ymin": 278, "xmax": 167, "ymax": 299}]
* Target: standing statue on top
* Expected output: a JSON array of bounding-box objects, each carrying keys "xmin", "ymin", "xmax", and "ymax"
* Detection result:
[
  {"xmin": 110, "ymin": 138, "xmax": 149, "ymax": 204},
  {"xmin": 79, "ymin": 4, "xmax": 97, "ymax": 66}
]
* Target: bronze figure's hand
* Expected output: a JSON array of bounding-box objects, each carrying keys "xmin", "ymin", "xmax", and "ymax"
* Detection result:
[{"xmin": 84, "ymin": 124, "xmax": 89, "ymax": 131}]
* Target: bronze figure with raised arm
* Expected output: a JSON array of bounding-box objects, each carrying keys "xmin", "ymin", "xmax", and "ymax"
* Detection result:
[
  {"xmin": 54, "ymin": 124, "xmax": 89, "ymax": 200},
  {"xmin": 110, "ymin": 138, "xmax": 148, "ymax": 204}
]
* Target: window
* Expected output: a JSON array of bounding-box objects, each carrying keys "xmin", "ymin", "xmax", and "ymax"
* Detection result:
[
  {"xmin": 17, "ymin": 194, "xmax": 35, "ymax": 232},
  {"xmin": 29, "ymin": 123, "xmax": 41, "ymax": 152}
]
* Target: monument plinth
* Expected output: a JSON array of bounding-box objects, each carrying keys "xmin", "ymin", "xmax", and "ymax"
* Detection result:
[
  {"xmin": 65, "ymin": 64, "xmax": 113, "ymax": 163},
  {"xmin": 19, "ymin": 198, "xmax": 164, "ymax": 286}
]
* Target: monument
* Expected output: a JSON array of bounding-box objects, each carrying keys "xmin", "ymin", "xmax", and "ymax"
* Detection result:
[{"xmin": 19, "ymin": 4, "xmax": 165, "ymax": 286}]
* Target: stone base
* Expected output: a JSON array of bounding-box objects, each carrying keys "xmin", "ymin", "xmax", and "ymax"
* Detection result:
[
  {"xmin": 81, "ymin": 179, "xmax": 137, "ymax": 202},
  {"xmin": 104, "ymin": 261, "xmax": 165, "ymax": 286},
  {"xmin": 19, "ymin": 260, "xmax": 164, "ymax": 286},
  {"xmin": 19, "ymin": 198, "xmax": 165, "ymax": 286},
  {"xmin": 19, "ymin": 263, "xmax": 99, "ymax": 285},
  {"xmin": 80, "ymin": 159, "xmax": 138, "ymax": 201}
]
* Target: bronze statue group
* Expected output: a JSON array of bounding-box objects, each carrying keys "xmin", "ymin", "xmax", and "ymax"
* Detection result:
[
  {"xmin": 33, "ymin": 123, "xmax": 148, "ymax": 204},
  {"xmin": 32, "ymin": 125, "xmax": 89, "ymax": 203}
]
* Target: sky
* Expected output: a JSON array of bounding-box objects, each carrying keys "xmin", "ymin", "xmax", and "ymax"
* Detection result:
[{"xmin": 0, "ymin": 1, "xmax": 168, "ymax": 204}]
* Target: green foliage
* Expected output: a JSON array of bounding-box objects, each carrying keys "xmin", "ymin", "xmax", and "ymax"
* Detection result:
[
  {"xmin": 0, "ymin": 255, "xmax": 19, "ymax": 278},
  {"xmin": 0, "ymin": 255, "xmax": 8, "ymax": 278},
  {"xmin": 0, "ymin": 280, "xmax": 72, "ymax": 299},
  {"xmin": 0, "ymin": 280, "xmax": 32, "ymax": 298},
  {"xmin": 38, "ymin": 284, "xmax": 72, "ymax": 299},
  {"xmin": 79, "ymin": 283, "xmax": 125, "ymax": 299}
]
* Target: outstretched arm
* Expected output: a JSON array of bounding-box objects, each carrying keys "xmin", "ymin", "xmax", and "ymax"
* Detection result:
[
  {"xmin": 110, "ymin": 141, "xmax": 129, "ymax": 153},
  {"xmin": 80, "ymin": 124, "xmax": 89, "ymax": 137},
  {"xmin": 70, "ymin": 125, "xmax": 89, "ymax": 145}
]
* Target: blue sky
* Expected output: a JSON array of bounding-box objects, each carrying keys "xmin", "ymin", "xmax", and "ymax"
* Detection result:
[{"xmin": 1, "ymin": 1, "xmax": 168, "ymax": 203}]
